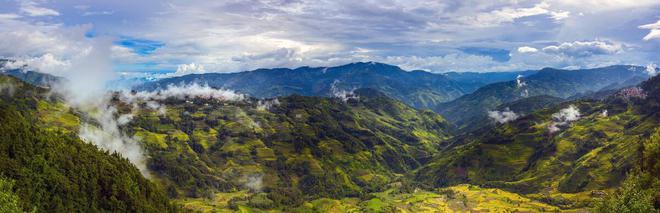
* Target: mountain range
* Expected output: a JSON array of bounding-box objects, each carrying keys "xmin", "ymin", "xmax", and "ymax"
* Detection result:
[
  {"xmin": 0, "ymin": 61, "xmax": 657, "ymax": 212},
  {"xmin": 136, "ymin": 62, "xmax": 535, "ymax": 109},
  {"xmin": 436, "ymin": 65, "xmax": 651, "ymax": 131}
]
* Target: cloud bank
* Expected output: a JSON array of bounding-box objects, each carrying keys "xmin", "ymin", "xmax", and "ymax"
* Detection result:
[{"xmin": 2, "ymin": 0, "xmax": 658, "ymax": 75}]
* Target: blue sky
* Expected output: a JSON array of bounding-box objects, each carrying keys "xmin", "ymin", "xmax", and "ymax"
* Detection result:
[{"xmin": 1, "ymin": 0, "xmax": 659, "ymax": 77}]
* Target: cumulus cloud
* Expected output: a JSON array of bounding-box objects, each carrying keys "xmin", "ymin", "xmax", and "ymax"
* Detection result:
[
  {"xmin": 548, "ymin": 105, "xmax": 581, "ymax": 133},
  {"xmin": 3, "ymin": 53, "xmax": 70, "ymax": 73},
  {"xmin": 517, "ymin": 46, "xmax": 539, "ymax": 53},
  {"xmin": 170, "ymin": 63, "xmax": 206, "ymax": 77},
  {"xmin": 488, "ymin": 108, "xmax": 519, "ymax": 124},
  {"xmin": 542, "ymin": 40, "xmax": 623, "ymax": 57},
  {"xmin": 638, "ymin": 20, "xmax": 660, "ymax": 41}
]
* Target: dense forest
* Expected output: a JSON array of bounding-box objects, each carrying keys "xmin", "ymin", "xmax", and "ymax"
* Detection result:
[{"xmin": 0, "ymin": 76, "xmax": 175, "ymax": 212}]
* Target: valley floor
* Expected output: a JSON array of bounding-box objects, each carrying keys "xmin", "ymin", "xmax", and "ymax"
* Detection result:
[{"xmin": 176, "ymin": 184, "xmax": 594, "ymax": 212}]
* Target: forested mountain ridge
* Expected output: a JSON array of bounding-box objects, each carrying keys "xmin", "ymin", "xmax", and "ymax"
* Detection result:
[
  {"xmin": 135, "ymin": 62, "xmax": 527, "ymax": 109},
  {"xmin": 0, "ymin": 75, "xmax": 176, "ymax": 212},
  {"xmin": 436, "ymin": 65, "xmax": 651, "ymax": 131}
]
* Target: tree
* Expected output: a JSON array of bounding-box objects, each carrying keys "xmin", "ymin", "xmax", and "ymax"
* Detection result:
[
  {"xmin": 595, "ymin": 172, "xmax": 656, "ymax": 213},
  {"xmin": 0, "ymin": 178, "xmax": 27, "ymax": 213}
]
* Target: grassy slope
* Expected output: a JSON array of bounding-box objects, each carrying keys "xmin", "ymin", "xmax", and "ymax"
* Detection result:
[
  {"xmin": 120, "ymin": 86, "xmax": 607, "ymax": 212},
  {"xmin": 118, "ymin": 89, "xmax": 452, "ymax": 209}
]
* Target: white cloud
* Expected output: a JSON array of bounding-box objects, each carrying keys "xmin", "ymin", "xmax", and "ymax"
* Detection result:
[
  {"xmin": 329, "ymin": 80, "xmax": 358, "ymax": 102},
  {"xmin": 20, "ymin": 1, "xmax": 60, "ymax": 17},
  {"xmin": 0, "ymin": 13, "xmax": 21, "ymax": 20},
  {"xmin": 172, "ymin": 63, "xmax": 206, "ymax": 76},
  {"xmin": 256, "ymin": 98, "xmax": 280, "ymax": 111},
  {"xmin": 488, "ymin": 108, "xmax": 519, "ymax": 124},
  {"xmin": 461, "ymin": 2, "xmax": 569, "ymax": 27},
  {"xmin": 516, "ymin": 74, "xmax": 527, "ymax": 88},
  {"xmin": 646, "ymin": 63, "xmax": 658, "ymax": 76},
  {"xmin": 542, "ymin": 40, "xmax": 623, "ymax": 57},
  {"xmin": 1, "ymin": 0, "xmax": 659, "ymax": 75},
  {"xmin": 549, "ymin": 0, "xmax": 660, "ymax": 12},
  {"xmin": 82, "ymin": 11, "xmax": 114, "ymax": 16},
  {"xmin": 79, "ymin": 105, "xmax": 149, "ymax": 176},
  {"xmin": 0, "ymin": 16, "xmax": 93, "ymax": 61},
  {"xmin": 517, "ymin": 46, "xmax": 539, "ymax": 53},
  {"xmin": 119, "ymin": 83, "xmax": 245, "ymax": 103},
  {"xmin": 4, "ymin": 53, "xmax": 70, "ymax": 73},
  {"xmin": 639, "ymin": 20, "xmax": 660, "ymax": 41},
  {"xmin": 548, "ymin": 105, "xmax": 581, "ymax": 133}
]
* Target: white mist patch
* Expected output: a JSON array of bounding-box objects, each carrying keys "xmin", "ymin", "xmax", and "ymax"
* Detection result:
[
  {"xmin": 488, "ymin": 108, "xmax": 519, "ymax": 124},
  {"xmin": 516, "ymin": 75, "xmax": 527, "ymax": 88},
  {"xmin": 256, "ymin": 98, "xmax": 280, "ymax": 111},
  {"xmin": 0, "ymin": 83, "xmax": 16, "ymax": 96},
  {"xmin": 78, "ymin": 105, "xmax": 150, "ymax": 177},
  {"xmin": 31, "ymin": 37, "xmax": 153, "ymax": 177},
  {"xmin": 120, "ymin": 83, "xmax": 244, "ymax": 103},
  {"xmin": 548, "ymin": 105, "xmax": 581, "ymax": 133},
  {"xmin": 144, "ymin": 100, "xmax": 167, "ymax": 116},
  {"xmin": 117, "ymin": 113, "xmax": 134, "ymax": 126},
  {"xmin": 646, "ymin": 64, "xmax": 657, "ymax": 76},
  {"xmin": 600, "ymin": 110, "xmax": 608, "ymax": 117},
  {"xmin": 330, "ymin": 80, "xmax": 359, "ymax": 102},
  {"xmin": 243, "ymin": 174, "xmax": 264, "ymax": 193},
  {"xmin": 516, "ymin": 75, "xmax": 529, "ymax": 97}
]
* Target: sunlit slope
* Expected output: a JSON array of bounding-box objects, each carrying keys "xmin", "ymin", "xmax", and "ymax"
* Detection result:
[{"xmin": 118, "ymin": 88, "xmax": 452, "ymax": 205}]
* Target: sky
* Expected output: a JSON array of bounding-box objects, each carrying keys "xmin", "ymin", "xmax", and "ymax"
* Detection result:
[{"xmin": 1, "ymin": 0, "xmax": 660, "ymax": 77}]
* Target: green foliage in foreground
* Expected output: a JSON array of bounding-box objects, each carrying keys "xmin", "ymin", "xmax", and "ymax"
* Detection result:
[
  {"xmin": 595, "ymin": 171, "xmax": 657, "ymax": 213},
  {"xmin": 0, "ymin": 76, "xmax": 175, "ymax": 212},
  {"xmin": 0, "ymin": 177, "xmax": 28, "ymax": 213}
]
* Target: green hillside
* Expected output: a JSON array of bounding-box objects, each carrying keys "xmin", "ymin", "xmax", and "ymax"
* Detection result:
[
  {"xmin": 0, "ymin": 76, "xmax": 175, "ymax": 212},
  {"xmin": 417, "ymin": 75, "xmax": 660, "ymax": 209},
  {"xmin": 2, "ymin": 70, "xmax": 658, "ymax": 212},
  {"xmin": 115, "ymin": 88, "xmax": 452, "ymax": 208},
  {"xmin": 436, "ymin": 65, "xmax": 650, "ymax": 131}
]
